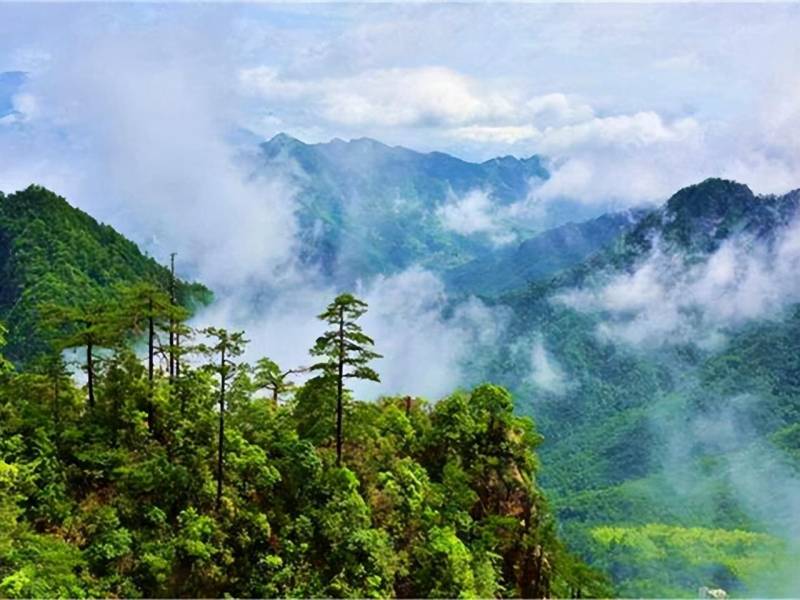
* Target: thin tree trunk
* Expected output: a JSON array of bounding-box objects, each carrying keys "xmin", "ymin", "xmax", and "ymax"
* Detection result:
[
  {"xmin": 216, "ymin": 346, "xmax": 226, "ymax": 511},
  {"xmin": 336, "ymin": 306, "xmax": 344, "ymax": 467},
  {"xmin": 169, "ymin": 253, "xmax": 176, "ymax": 380},
  {"xmin": 148, "ymin": 301, "xmax": 154, "ymax": 381},
  {"xmin": 53, "ymin": 373, "xmax": 61, "ymax": 450},
  {"xmin": 87, "ymin": 340, "xmax": 95, "ymax": 409},
  {"xmin": 147, "ymin": 298, "xmax": 155, "ymax": 432},
  {"xmin": 272, "ymin": 386, "xmax": 279, "ymax": 406},
  {"xmin": 175, "ymin": 330, "xmax": 181, "ymax": 379}
]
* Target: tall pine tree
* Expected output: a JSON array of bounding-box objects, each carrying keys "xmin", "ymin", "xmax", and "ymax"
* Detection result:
[
  {"xmin": 199, "ymin": 327, "xmax": 248, "ymax": 511},
  {"xmin": 310, "ymin": 293, "xmax": 381, "ymax": 466}
]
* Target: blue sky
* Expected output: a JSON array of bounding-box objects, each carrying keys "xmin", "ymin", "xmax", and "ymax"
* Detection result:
[
  {"xmin": 1, "ymin": 2, "xmax": 800, "ymax": 398},
  {"xmin": 1, "ymin": 2, "xmax": 799, "ymax": 256}
]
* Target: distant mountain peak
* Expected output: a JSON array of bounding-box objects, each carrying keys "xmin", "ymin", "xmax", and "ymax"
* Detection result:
[
  {"xmin": 261, "ymin": 132, "xmax": 543, "ymax": 168},
  {"xmin": 267, "ymin": 131, "xmax": 299, "ymax": 144},
  {"xmin": 615, "ymin": 177, "xmax": 800, "ymax": 261},
  {"xmin": 664, "ymin": 178, "xmax": 755, "ymax": 222}
]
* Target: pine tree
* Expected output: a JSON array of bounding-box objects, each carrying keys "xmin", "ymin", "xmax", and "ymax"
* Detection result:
[
  {"xmin": 253, "ymin": 358, "xmax": 306, "ymax": 406},
  {"xmin": 119, "ymin": 282, "xmax": 188, "ymax": 432},
  {"xmin": 40, "ymin": 302, "xmax": 120, "ymax": 409},
  {"xmin": 199, "ymin": 327, "xmax": 248, "ymax": 511},
  {"xmin": 310, "ymin": 293, "xmax": 381, "ymax": 467}
]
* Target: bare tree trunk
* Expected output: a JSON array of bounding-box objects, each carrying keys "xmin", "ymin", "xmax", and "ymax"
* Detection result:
[
  {"xmin": 86, "ymin": 340, "xmax": 95, "ymax": 409},
  {"xmin": 175, "ymin": 329, "xmax": 181, "ymax": 379},
  {"xmin": 216, "ymin": 346, "xmax": 226, "ymax": 511},
  {"xmin": 147, "ymin": 298, "xmax": 155, "ymax": 432},
  {"xmin": 169, "ymin": 252, "xmax": 176, "ymax": 380},
  {"xmin": 336, "ymin": 306, "xmax": 344, "ymax": 467}
]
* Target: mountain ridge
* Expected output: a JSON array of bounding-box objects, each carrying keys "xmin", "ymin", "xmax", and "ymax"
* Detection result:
[
  {"xmin": 0, "ymin": 185, "xmax": 210, "ymax": 363},
  {"xmin": 254, "ymin": 132, "xmax": 625, "ymax": 285},
  {"xmin": 483, "ymin": 176, "xmax": 800, "ymax": 596}
]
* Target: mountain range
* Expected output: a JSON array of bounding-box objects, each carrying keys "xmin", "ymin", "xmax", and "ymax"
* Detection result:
[
  {"xmin": 2, "ymin": 136, "xmax": 799, "ymax": 596},
  {"xmin": 255, "ymin": 133, "xmax": 620, "ymax": 286}
]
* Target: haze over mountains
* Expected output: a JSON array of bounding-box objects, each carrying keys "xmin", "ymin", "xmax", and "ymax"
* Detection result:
[
  {"xmin": 3, "ymin": 3, "xmax": 800, "ymax": 597},
  {"xmin": 254, "ymin": 133, "xmax": 627, "ymax": 287},
  {"xmin": 2, "ymin": 133, "xmax": 800, "ymax": 596}
]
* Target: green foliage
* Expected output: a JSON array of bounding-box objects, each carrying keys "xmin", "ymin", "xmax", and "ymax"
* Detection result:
[
  {"xmin": 586, "ymin": 524, "xmax": 799, "ymax": 598},
  {"xmin": 311, "ymin": 293, "xmax": 382, "ymax": 467},
  {"xmin": 310, "ymin": 293, "xmax": 382, "ymax": 384},
  {"xmin": 476, "ymin": 178, "xmax": 800, "ymax": 597},
  {"xmin": 0, "ymin": 321, "xmax": 595, "ymax": 598},
  {"xmin": 0, "ymin": 185, "xmax": 210, "ymax": 364}
]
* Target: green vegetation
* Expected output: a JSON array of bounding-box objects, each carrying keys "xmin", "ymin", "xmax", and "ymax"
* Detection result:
[
  {"xmin": 0, "ymin": 288, "xmax": 606, "ymax": 598},
  {"xmin": 260, "ymin": 134, "xmax": 620, "ymax": 285},
  {"xmin": 4, "ymin": 177, "xmax": 800, "ymax": 597},
  {"xmin": 586, "ymin": 524, "xmax": 799, "ymax": 598},
  {"xmin": 480, "ymin": 179, "xmax": 800, "ymax": 597},
  {"xmin": 0, "ymin": 185, "xmax": 210, "ymax": 364}
]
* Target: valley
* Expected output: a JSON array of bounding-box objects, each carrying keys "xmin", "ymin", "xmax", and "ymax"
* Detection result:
[{"xmin": 2, "ymin": 155, "xmax": 799, "ymax": 596}]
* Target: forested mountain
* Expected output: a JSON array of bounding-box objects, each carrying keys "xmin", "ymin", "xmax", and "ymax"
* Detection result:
[
  {"xmin": 0, "ymin": 185, "xmax": 211, "ymax": 363},
  {"xmin": 2, "ymin": 171, "xmax": 800, "ymax": 598},
  {"xmin": 443, "ymin": 210, "xmax": 643, "ymax": 296},
  {"xmin": 0, "ymin": 282, "xmax": 607, "ymax": 597},
  {"xmin": 484, "ymin": 178, "xmax": 800, "ymax": 596},
  {"xmin": 256, "ymin": 134, "xmax": 613, "ymax": 284}
]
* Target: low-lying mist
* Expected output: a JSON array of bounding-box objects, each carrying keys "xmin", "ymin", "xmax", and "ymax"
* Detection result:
[{"xmin": 549, "ymin": 215, "xmax": 800, "ymax": 594}]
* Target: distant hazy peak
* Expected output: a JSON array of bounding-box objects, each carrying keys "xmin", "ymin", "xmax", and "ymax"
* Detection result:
[
  {"xmin": 260, "ymin": 132, "xmax": 543, "ymax": 170},
  {"xmin": 664, "ymin": 178, "xmax": 755, "ymax": 221}
]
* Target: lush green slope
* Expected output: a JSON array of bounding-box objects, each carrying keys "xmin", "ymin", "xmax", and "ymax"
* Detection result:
[
  {"xmin": 443, "ymin": 210, "xmax": 642, "ymax": 296},
  {"xmin": 0, "ymin": 306, "xmax": 607, "ymax": 598},
  {"xmin": 0, "ymin": 185, "xmax": 210, "ymax": 363},
  {"xmin": 4, "ymin": 174, "xmax": 799, "ymax": 597},
  {"xmin": 482, "ymin": 178, "xmax": 800, "ymax": 596}
]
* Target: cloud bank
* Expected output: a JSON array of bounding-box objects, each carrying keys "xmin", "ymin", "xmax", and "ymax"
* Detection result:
[
  {"xmin": 558, "ymin": 216, "xmax": 800, "ymax": 348},
  {"xmin": 528, "ymin": 337, "xmax": 568, "ymax": 396},
  {"xmin": 2, "ymin": 2, "xmax": 800, "ymax": 401},
  {"xmin": 199, "ymin": 267, "xmax": 509, "ymax": 401}
]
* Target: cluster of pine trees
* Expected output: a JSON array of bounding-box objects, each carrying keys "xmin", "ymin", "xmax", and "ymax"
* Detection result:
[{"xmin": 0, "ymin": 269, "xmax": 608, "ymax": 598}]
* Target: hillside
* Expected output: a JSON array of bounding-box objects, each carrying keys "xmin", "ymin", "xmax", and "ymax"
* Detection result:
[
  {"xmin": 443, "ymin": 210, "xmax": 643, "ymax": 296},
  {"xmin": 483, "ymin": 178, "xmax": 800, "ymax": 596},
  {"xmin": 256, "ymin": 134, "xmax": 615, "ymax": 284},
  {"xmin": 0, "ymin": 286, "xmax": 608, "ymax": 597},
  {"xmin": 0, "ymin": 185, "xmax": 211, "ymax": 363},
  {"xmin": 3, "ymin": 175, "xmax": 799, "ymax": 596}
]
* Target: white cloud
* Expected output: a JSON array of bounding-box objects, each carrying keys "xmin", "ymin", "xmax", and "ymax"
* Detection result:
[
  {"xmin": 436, "ymin": 188, "xmax": 515, "ymax": 245},
  {"xmin": 526, "ymin": 92, "xmax": 595, "ymax": 125},
  {"xmin": 653, "ymin": 53, "xmax": 705, "ymax": 72},
  {"xmin": 0, "ymin": 21, "xmax": 300, "ymax": 290},
  {"xmin": 240, "ymin": 65, "xmax": 518, "ymax": 128},
  {"xmin": 450, "ymin": 124, "xmax": 539, "ymax": 144},
  {"xmin": 528, "ymin": 336, "xmax": 567, "ymax": 395},
  {"xmin": 355, "ymin": 268, "xmax": 509, "ymax": 399},
  {"xmin": 536, "ymin": 112, "xmax": 701, "ymax": 154},
  {"xmin": 199, "ymin": 267, "xmax": 509, "ymax": 401},
  {"xmin": 558, "ymin": 219, "xmax": 800, "ymax": 348}
]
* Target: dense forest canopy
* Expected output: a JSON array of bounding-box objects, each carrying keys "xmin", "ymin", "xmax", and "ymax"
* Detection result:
[
  {"xmin": 0, "ymin": 282, "xmax": 608, "ymax": 598},
  {"xmin": 2, "ymin": 176, "xmax": 800, "ymax": 598}
]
